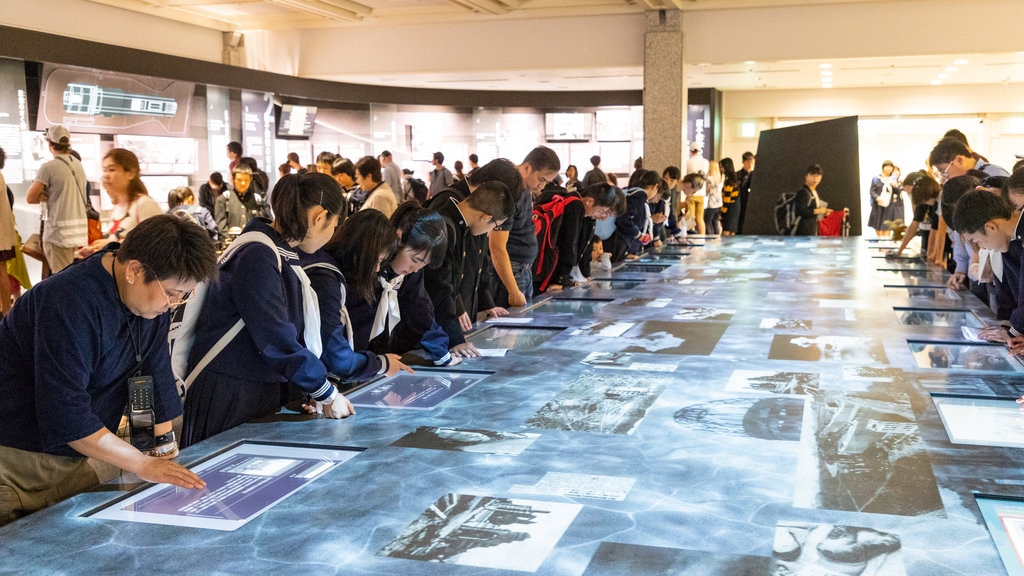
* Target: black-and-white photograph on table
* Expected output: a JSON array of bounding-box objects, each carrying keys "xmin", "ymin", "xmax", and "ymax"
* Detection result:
[
  {"xmin": 391, "ymin": 426, "xmax": 541, "ymax": 455},
  {"xmin": 673, "ymin": 307, "xmax": 735, "ymax": 321},
  {"xmin": 509, "ymin": 471, "xmax": 636, "ymax": 501},
  {"xmin": 724, "ymin": 369, "xmax": 820, "ymax": 395},
  {"xmin": 773, "ymin": 522, "xmax": 905, "ymax": 575},
  {"xmin": 560, "ymin": 320, "xmax": 727, "ymax": 356},
  {"xmin": 378, "ymin": 493, "xmax": 581, "ymax": 572},
  {"xmin": 581, "ymin": 541, "xmax": 776, "ymax": 575},
  {"xmin": 760, "ymin": 318, "xmax": 813, "ymax": 330},
  {"xmin": 525, "ymin": 371, "xmax": 670, "ymax": 434},
  {"xmin": 769, "ymin": 335, "xmax": 889, "ymax": 364},
  {"xmin": 581, "ymin": 351, "xmax": 678, "ymax": 372},
  {"xmin": 794, "ymin": 388, "xmax": 944, "ymax": 516}
]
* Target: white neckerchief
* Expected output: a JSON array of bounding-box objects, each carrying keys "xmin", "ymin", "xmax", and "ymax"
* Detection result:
[
  {"xmin": 291, "ymin": 264, "xmax": 322, "ymax": 357},
  {"xmin": 370, "ymin": 274, "xmax": 405, "ymax": 340},
  {"xmin": 979, "ymin": 249, "xmax": 1003, "ymax": 282}
]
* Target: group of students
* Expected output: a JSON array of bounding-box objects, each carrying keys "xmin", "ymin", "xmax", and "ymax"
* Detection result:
[
  {"xmin": 882, "ymin": 130, "xmax": 1024, "ymax": 354},
  {"xmin": 0, "ymin": 143, "xmax": 642, "ymax": 526}
]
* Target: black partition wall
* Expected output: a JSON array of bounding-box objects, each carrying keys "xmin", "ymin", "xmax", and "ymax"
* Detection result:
[{"xmin": 743, "ymin": 116, "xmax": 862, "ymax": 236}]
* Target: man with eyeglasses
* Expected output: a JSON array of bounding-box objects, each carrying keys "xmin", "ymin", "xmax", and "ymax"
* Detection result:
[
  {"xmin": 0, "ymin": 215, "xmax": 217, "ymax": 527},
  {"xmin": 487, "ymin": 146, "xmax": 561, "ymax": 308},
  {"xmin": 928, "ymin": 136, "xmax": 1010, "ymax": 292},
  {"xmin": 929, "ymin": 137, "xmax": 1009, "ymax": 183}
]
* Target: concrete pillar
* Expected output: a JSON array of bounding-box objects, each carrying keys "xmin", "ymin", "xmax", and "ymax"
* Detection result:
[{"xmin": 643, "ymin": 9, "xmax": 686, "ymax": 176}]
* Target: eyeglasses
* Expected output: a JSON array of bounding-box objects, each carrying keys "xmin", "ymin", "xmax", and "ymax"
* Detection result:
[
  {"xmin": 155, "ymin": 278, "xmax": 192, "ymax": 310},
  {"xmin": 940, "ymin": 158, "xmax": 958, "ymax": 179}
]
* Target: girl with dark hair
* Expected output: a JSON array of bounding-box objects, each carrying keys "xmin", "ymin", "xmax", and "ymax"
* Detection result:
[
  {"xmin": 304, "ymin": 210, "xmax": 413, "ymax": 385},
  {"xmin": 534, "ymin": 182, "xmax": 625, "ymax": 291},
  {"xmin": 609, "ymin": 170, "xmax": 661, "ymax": 262},
  {"xmin": 719, "ymin": 157, "xmax": 741, "ymax": 236},
  {"xmin": 343, "ymin": 201, "xmax": 457, "ymax": 366},
  {"xmin": 78, "ymin": 148, "xmax": 162, "ymax": 257},
  {"xmin": 182, "ymin": 172, "xmax": 351, "ymax": 447}
]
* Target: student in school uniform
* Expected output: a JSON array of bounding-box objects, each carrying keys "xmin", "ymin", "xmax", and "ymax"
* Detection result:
[
  {"xmin": 181, "ymin": 172, "xmax": 352, "ymax": 448},
  {"xmin": 533, "ymin": 182, "xmax": 625, "ymax": 293},
  {"xmin": 342, "ymin": 202, "xmax": 456, "ymax": 366},
  {"xmin": 424, "ymin": 181, "xmax": 516, "ymax": 359},
  {"xmin": 303, "ymin": 210, "xmax": 414, "ymax": 385}
]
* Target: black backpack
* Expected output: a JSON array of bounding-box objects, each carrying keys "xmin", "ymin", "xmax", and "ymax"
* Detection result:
[
  {"xmin": 407, "ymin": 178, "xmax": 428, "ymax": 202},
  {"xmin": 775, "ymin": 192, "xmax": 802, "ymax": 235}
]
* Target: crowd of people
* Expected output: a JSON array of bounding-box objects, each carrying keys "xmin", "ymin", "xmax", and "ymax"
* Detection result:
[{"xmin": 6, "ymin": 122, "xmax": 1024, "ymax": 528}]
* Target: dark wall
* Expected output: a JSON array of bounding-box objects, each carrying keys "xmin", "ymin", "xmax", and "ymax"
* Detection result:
[
  {"xmin": 0, "ymin": 25, "xmax": 642, "ymax": 109},
  {"xmin": 743, "ymin": 116, "xmax": 861, "ymax": 235}
]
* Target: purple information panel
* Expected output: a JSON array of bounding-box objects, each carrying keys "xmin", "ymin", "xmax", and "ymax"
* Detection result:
[{"xmin": 88, "ymin": 442, "xmax": 361, "ymax": 531}]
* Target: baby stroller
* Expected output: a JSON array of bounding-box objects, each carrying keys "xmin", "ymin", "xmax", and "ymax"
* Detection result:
[{"xmin": 819, "ymin": 208, "xmax": 850, "ymax": 237}]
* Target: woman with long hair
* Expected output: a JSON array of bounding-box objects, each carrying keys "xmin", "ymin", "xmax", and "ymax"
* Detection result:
[
  {"xmin": 341, "ymin": 201, "xmax": 456, "ymax": 366},
  {"xmin": 304, "ymin": 209, "xmax": 414, "ymax": 383},
  {"xmin": 719, "ymin": 157, "xmax": 741, "ymax": 236},
  {"xmin": 181, "ymin": 172, "xmax": 350, "ymax": 447}
]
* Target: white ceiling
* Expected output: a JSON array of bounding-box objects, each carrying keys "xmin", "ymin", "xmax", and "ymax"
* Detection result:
[{"xmin": 83, "ymin": 0, "xmax": 1024, "ymax": 92}]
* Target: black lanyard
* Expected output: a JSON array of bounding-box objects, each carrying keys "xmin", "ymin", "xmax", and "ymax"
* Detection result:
[{"xmin": 109, "ymin": 254, "xmax": 143, "ymax": 375}]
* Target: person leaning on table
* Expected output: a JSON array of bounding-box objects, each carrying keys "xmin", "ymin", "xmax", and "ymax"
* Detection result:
[{"xmin": 0, "ymin": 215, "xmax": 217, "ymax": 527}]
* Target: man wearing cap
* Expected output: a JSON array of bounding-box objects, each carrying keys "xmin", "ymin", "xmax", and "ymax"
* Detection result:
[
  {"xmin": 428, "ymin": 152, "xmax": 454, "ymax": 199},
  {"xmin": 379, "ymin": 150, "xmax": 403, "ymax": 205},
  {"xmin": 26, "ymin": 126, "xmax": 89, "ymax": 274}
]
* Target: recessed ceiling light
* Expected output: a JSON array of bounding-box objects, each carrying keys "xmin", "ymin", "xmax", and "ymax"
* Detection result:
[
  {"xmin": 744, "ymin": 61, "xmax": 756, "ymax": 65},
  {"xmin": 820, "ymin": 70, "xmax": 833, "ymax": 76},
  {"xmin": 931, "ymin": 80, "xmax": 942, "ymax": 85},
  {"xmin": 946, "ymin": 67, "xmax": 958, "ymax": 72},
  {"xmin": 955, "ymin": 59, "xmax": 969, "ymax": 65},
  {"xmin": 819, "ymin": 63, "xmax": 832, "ymax": 69}
]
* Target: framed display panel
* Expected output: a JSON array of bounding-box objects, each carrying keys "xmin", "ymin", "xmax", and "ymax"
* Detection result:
[
  {"xmin": 615, "ymin": 263, "xmax": 673, "ymax": 273},
  {"xmin": 639, "ymin": 253, "xmax": 689, "ymax": 262},
  {"xmin": 908, "ymin": 340, "xmax": 1024, "ymax": 372},
  {"xmin": 525, "ymin": 297, "xmax": 613, "ymax": 315},
  {"xmin": 583, "ymin": 279, "xmax": 645, "ymax": 290},
  {"xmin": 877, "ymin": 274, "xmax": 945, "ymax": 286},
  {"xmin": 871, "ymin": 255, "xmax": 927, "ymax": 265},
  {"xmin": 876, "ymin": 268, "xmax": 944, "ymax": 277},
  {"xmin": 975, "ymin": 493, "xmax": 1024, "ymax": 576},
  {"xmin": 884, "ymin": 286, "xmax": 963, "ymax": 302},
  {"xmin": 893, "ymin": 307, "xmax": 985, "ymax": 328},
  {"xmin": 86, "ymin": 441, "xmax": 362, "ymax": 531},
  {"xmin": 346, "ymin": 369, "xmax": 490, "ymax": 410},
  {"xmin": 466, "ymin": 325, "xmax": 565, "ymax": 351},
  {"xmin": 931, "ymin": 394, "xmax": 1024, "ymax": 448}
]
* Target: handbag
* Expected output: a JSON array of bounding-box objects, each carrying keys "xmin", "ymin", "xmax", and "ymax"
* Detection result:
[
  {"xmin": 21, "ymin": 233, "xmax": 45, "ymax": 262},
  {"xmin": 876, "ymin": 183, "xmax": 892, "ymax": 208},
  {"xmin": 86, "ymin": 204, "xmax": 102, "ymax": 244}
]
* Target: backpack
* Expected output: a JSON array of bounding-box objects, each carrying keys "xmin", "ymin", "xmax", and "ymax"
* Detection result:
[
  {"xmin": 407, "ymin": 177, "xmax": 428, "ymax": 203},
  {"xmin": 774, "ymin": 191, "xmax": 802, "ymax": 235},
  {"xmin": 167, "ymin": 232, "xmax": 322, "ymax": 399},
  {"xmin": 532, "ymin": 194, "xmax": 581, "ymax": 292}
]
